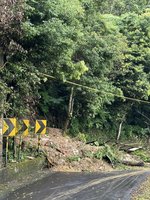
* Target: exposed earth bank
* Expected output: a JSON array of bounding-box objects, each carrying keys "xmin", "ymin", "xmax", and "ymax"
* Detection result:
[
  {"xmin": 23, "ymin": 128, "xmax": 149, "ymax": 172},
  {"xmin": 24, "ymin": 128, "xmax": 112, "ymax": 172}
]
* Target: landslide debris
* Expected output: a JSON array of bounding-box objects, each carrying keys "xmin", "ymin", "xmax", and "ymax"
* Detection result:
[
  {"xmin": 23, "ymin": 128, "xmax": 113, "ymax": 172},
  {"xmin": 23, "ymin": 128, "xmax": 149, "ymax": 172}
]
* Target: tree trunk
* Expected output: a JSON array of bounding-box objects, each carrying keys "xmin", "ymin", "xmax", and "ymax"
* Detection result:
[
  {"xmin": 116, "ymin": 120, "xmax": 124, "ymax": 143},
  {"xmin": 121, "ymin": 160, "xmax": 144, "ymax": 167},
  {"xmin": 116, "ymin": 114, "xmax": 127, "ymax": 144},
  {"xmin": 0, "ymin": 48, "xmax": 4, "ymax": 68},
  {"xmin": 63, "ymin": 87, "xmax": 74, "ymax": 135},
  {"xmin": 0, "ymin": 117, "xmax": 3, "ymax": 168},
  {"xmin": 0, "ymin": 49, "xmax": 4, "ymax": 168}
]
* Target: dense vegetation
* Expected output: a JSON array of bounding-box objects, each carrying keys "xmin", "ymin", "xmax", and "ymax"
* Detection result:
[{"xmin": 0, "ymin": 0, "xmax": 150, "ymax": 141}]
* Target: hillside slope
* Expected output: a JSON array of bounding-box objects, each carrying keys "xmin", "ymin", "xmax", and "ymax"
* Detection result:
[{"xmin": 24, "ymin": 128, "xmax": 113, "ymax": 172}]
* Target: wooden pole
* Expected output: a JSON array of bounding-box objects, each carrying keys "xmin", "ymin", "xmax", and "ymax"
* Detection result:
[
  {"xmin": 13, "ymin": 137, "xmax": 17, "ymax": 160},
  {"xmin": 18, "ymin": 135, "xmax": 22, "ymax": 161},
  {"xmin": 0, "ymin": 118, "xmax": 3, "ymax": 168},
  {"xmin": 5, "ymin": 137, "xmax": 9, "ymax": 166},
  {"xmin": 63, "ymin": 87, "xmax": 74, "ymax": 135},
  {"xmin": 38, "ymin": 135, "xmax": 40, "ymax": 152},
  {"xmin": 0, "ymin": 49, "xmax": 4, "ymax": 168},
  {"xmin": 38, "ymin": 135, "xmax": 41, "ymax": 154}
]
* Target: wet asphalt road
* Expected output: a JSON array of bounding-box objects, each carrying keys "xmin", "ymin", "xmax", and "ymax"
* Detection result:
[{"xmin": 1, "ymin": 170, "xmax": 150, "ymax": 200}]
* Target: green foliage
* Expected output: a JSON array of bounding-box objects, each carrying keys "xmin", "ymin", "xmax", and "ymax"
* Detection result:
[
  {"xmin": 83, "ymin": 150, "xmax": 94, "ymax": 158},
  {"xmin": 0, "ymin": 60, "xmax": 40, "ymax": 116},
  {"xmin": 23, "ymin": 0, "xmax": 88, "ymax": 80},
  {"xmin": 69, "ymin": 118, "xmax": 81, "ymax": 136},
  {"xmin": 92, "ymin": 141, "xmax": 99, "ymax": 146},
  {"xmin": 132, "ymin": 150, "xmax": 150, "ymax": 162},
  {"xmin": 117, "ymin": 12, "xmax": 150, "ymax": 100},
  {"xmin": 94, "ymin": 145, "xmax": 118, "ymax": 164},
  {"xmin": 0, "ymin": 0, "xmax": 24, "ymax": 50},
  {"xmin": 76, "ymin": 133, "xmax": 87, "ymax": 143},
  {"xmin": 1, "ymin": 0, "xmax": 150, "ymax": 143},
  {"xmin": 91, "ymin": 0, "xmax": 149, "ymax": 15},
  {"xmin": 67, "ymin": 155, "xmax": 81, "ymax": 162}
]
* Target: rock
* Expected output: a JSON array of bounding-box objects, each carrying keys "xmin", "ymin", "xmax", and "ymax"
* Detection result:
[
  {"xmin": 120, "ymin": 153, "xmax": 144, "ymax": 166},
  {"xmin": 26, "ymin": 156, "xmax": 35, "ymax": 160},
  {"xmin": 57, "ymin": 159, "xmax": 65, "ymax": 165}
]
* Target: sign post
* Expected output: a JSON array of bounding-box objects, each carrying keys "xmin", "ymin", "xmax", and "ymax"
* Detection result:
[
  {"xmin": 35, "ymin": 120, "xmax": 47, "ymax": 153},
  {"xmin": 2, "ymin": 118, "xmax": 16, "ymax": 166},
  {"xmin": 16, "ymin": 119, "xmax": 30, "ymax": 161},
  {"xmin": 0, "ymin": 118, "xmax": 3, "ymax": 168}
]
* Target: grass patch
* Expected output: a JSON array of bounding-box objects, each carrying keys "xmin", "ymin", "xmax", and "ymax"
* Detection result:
[
  {"xmin": 132, "ymin": 150, "xmax": 150, "ymax": 162},
  {"xmin": 67, "ymin": 155, "xmax": 81, "ymax": 162}
]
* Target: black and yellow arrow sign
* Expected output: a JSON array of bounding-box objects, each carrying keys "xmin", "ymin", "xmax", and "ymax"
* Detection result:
[
  {"xmin": 2, "ymin": 118, "xmax": 16, "ymax": 137},
  {"xmin": 35, "ymin": 120, "xmax": 47, "ymax": 135},
  {"xmin": 20, "ymin": 120, "xmax": 30, "ymax": 136},
  {"xmin": 16, "ymin": 119, "xmax": 30, "ymax": 136}
]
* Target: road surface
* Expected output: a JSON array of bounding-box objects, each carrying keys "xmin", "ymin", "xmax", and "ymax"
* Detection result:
[{"xmin": 1, "ymin": 170, "xmax": 150, "ymax": 200}]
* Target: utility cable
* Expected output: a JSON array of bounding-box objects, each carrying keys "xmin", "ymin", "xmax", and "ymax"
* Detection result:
[{"xmin": 39, "ymin": 72, "xmax": 150, "ymax": 105}]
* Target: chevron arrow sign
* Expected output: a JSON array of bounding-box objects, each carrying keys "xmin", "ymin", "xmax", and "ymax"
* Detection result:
[
  {"xmin": 3, "ymin": 118, "xmax": 17, "ymax": 137},
  {"xmin": 35, "ymin": 120, "xmax": 47, "ymax": 135},
  {"xmin": 21, "ymin": 120, "xmax": 30, "ymax": 136},
  {"xmin": 16, "ymin": 119, "xmax": 30, "ymax": 136}
]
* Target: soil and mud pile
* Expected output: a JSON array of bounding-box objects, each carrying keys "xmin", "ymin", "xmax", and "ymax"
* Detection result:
[{"xmin": 24, "ymin": 128, "xmax": 113, "ymax": 172}]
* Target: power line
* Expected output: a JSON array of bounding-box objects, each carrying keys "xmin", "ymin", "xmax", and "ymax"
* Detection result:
[{"xmin": 39, "ymin": 72, "xmax": 150, "ymax": 105}]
